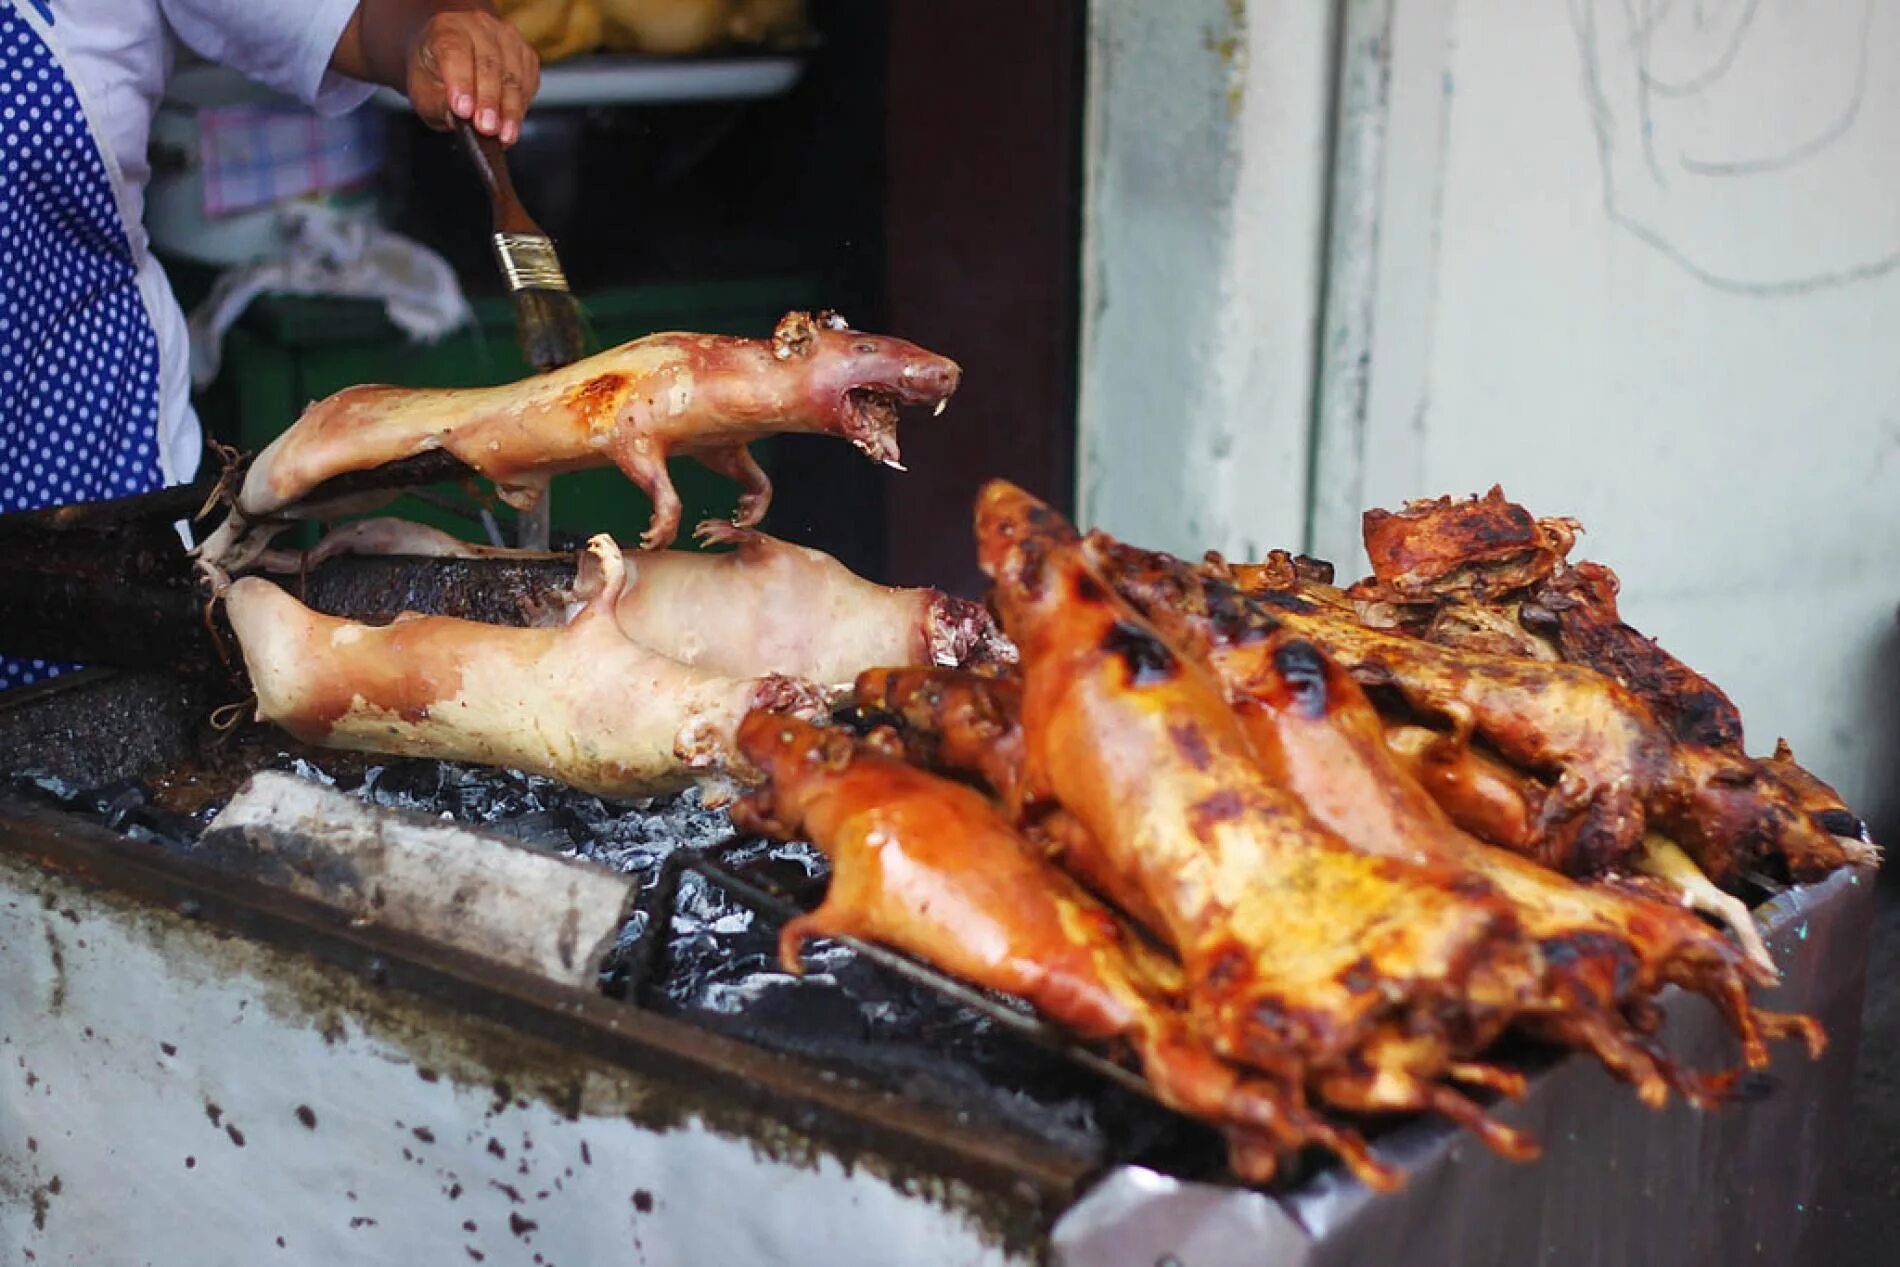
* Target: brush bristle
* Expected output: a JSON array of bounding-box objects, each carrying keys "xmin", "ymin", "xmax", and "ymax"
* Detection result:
[{"xmin": 512, "ymin": 287, "xmax": 585, "ymax": 372}]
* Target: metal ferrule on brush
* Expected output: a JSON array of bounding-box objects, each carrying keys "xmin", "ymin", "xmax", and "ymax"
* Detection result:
[{"xmin": 492, "ymin": 232, "xmax": 571, "ymax": 293}]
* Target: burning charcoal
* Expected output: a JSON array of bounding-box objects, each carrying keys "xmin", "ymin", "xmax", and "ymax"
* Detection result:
[
  {"xmin": 93, "ymin": 779, "xmax": 153, "ymax": 833},
  {"xmin": 610, "ymin": 908, "xmax": 651, "ymax": 955},
  {"xmin": 692, "ymin": 970, "xmax": 850, "ymax": 1019},
  {"xmin": 358, "ymin": 760, "xmax": 446, "ymax": 812},
  {"xmin": 7, "ymin": 771, "xmax": 201, "ymax": 854},
  {"xmin": 674, "ymin": 868, "xmax": 750, "ymax": 923},
  {"xmin": 555, "ymin": 793, "xmax": 615, "ymax": 840},
  {"xmin": 122, "ymin": 802, "xmax": 207, "ymax": 852},
  {"xmin": 481, "ymin": 809, "xmax": 574, "ymax": 853},
  {"xmin": 767, "ymin": 840, "xmax": 828, "ymax": 879},
  {"xmin": 440, "ymin": 763, "xmax": 522, "ymax": 821},
  {"xmin": 21, "ymin": 722, "xmax": 1191, "ymax": 1172},
  {"xmin": 632, "ymin": 787, "xmax": 745, "ymax": 853},
  {"xmin": 278, "ymin": 756, "xmax": 339, "ymax": 788},
  {"xmin": 9, "ymin": 769, "xmax": 85, "ymax": 806}
]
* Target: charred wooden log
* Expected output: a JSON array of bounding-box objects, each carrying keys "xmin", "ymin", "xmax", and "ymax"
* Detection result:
[
  {"xmin": 0, "ymin": 478, "xmax": 564, "ymax": 676},
  {"xmin": 294, "ymin": 554, "xmax": 577, "ymax": 628}
]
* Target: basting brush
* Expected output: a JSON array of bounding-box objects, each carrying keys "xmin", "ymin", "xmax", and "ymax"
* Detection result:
[{"xmin": 453, "ymin": 118, "xmax": 583, "ymax": 548}]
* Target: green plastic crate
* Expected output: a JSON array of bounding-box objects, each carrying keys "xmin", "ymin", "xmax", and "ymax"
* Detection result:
[{"xmin": 193, "ymin": 275, "xmax": 824, "ymax": 550}]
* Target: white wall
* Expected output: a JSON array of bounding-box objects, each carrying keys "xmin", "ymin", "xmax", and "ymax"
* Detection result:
[
  {"xmin": 1077, "ymin": 0, "xmax": 1336, "ymax": 560},
  {"xmin": 1343, "ymin": 0, "xmax": 1900, "ymax": 827},
  {"xmin": 1081, "ymin": 0, "xmax": 1900, "ymax": 829}
]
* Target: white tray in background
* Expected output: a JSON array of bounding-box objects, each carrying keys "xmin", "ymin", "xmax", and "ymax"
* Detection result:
[{"xmin": 369, "ymin": 53, "xmax": 805, "ymax": 111}]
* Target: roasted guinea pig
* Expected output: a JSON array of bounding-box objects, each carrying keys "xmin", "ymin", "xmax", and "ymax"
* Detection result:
[
  {"xmin": 728, "ymin": 481, "xmax": 1855, "ymax": 1192},
  {"xmin": 731, "ymin": 712, "xmax": 1394, "ymax": 1187},
  {"xmin": 1350, "ymin": 485, "xmax": 1580, "ymax": 605},
  {"xmin": 1343, "ymin": 487, "xmax": 1744, "ymax": 750},
  {"xmin": 973, "ymin": 480, "xmax": 1553, "ymax": 1169},
  {"xmin": 1380, "ymin": 722, "xmax": 1545, "ymax": 851},
  {"xmin": 853, "ymin": 650, "xmax": 1818, "ymax": 1109},
  {"xmin": 262, "ymin": 516, "xmax": 1013, "ymax": 686},
  {"xmin": 223, "ymin": 534, "xmax": 832, "ymax": 799},
  {"xmin": 195, "ymin": 310, "xmax": 959, "ymax": 580},
  {"xmin": 1102, "ymin": 535, "xmax": 1866, "ymax": 885},
  {"xmin": 609, "ymin": 521, "xmax": 1007, "ymax": 682},
  {"xmin": 1154, "ymin": 615, "xmax": 1821, "ymax": 1088},
  {"xmin": 848, "ymin": 665, "xmax": 1171, "ymax": 938}
]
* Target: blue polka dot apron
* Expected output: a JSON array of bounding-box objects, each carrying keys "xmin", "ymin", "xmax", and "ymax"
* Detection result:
[{"xmin": 1, "ymin": 0, "xmax": 165, "ymax": 690}]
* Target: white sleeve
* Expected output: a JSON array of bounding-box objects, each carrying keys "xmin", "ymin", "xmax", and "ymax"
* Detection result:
[{"xmin": 159, "ymin": 0, "xmax": 376, "ymax": 115}]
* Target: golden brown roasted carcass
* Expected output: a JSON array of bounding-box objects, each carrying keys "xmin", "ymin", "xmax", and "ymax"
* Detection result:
[
  {"xmin": 1356, "ymin": 491, "xmax": 1863, "ymax": 853},
  {"xmin": 1380, "ymin": 723, "xmax": 1545, "ymax": 851},
  {"xmin": 1522, "ymin": 560, "xmax": 1745, "ymax": 751},
  {"xmin": 1349, "ymin": 486, "xmax": 1580, "ymax": 605},
  {"xmin": 849, "ymin": 666, "xmax": 1029, "ymax": 811},
  {"xmin": 849, "ymin": 665, "xmax": 1171, "ymax": 938},
  {"xmin": 976, "ymin": 480, "xmax": 1547, "ymax": 1172},
  {"xmin": 1183, "ymin": 619, "xmax": 1820, "ymax": 1083},
  {"xmin": 1345, "ymin": 488, "xmax": 1745, "ymax": 751},
  {"xmin": 223, "ymin": 534, "xmax": 831, "ymax": 799},
  {"xmin": 1217, "ymin": 531, "xmax": 1873, "ymax": 885},
  {"xmin": 1763, "ymin": 737, "xmax": 1873, "ymax": 843},
  {"xmin": 856, "ymin": 654, "xmax": 1818, "ymax": 1104},
  {"xmin": 195, "ymin": 311, "xmax": 960, "ymax": 579},
  {"xmin": 731, "ymin": 712, "xmax": 1389, "ymax": 1187},
  {"xmin": 1100, "ymin": 536, "xmax": 1863, "ymax": 885}
]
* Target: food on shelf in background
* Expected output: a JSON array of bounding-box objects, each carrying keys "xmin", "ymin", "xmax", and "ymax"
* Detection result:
[
  {"xmin": 496, "ymin": 0, "xmax": 604, "ymax": 62},
  {"xmin": 601, "ymin": 0, "xmax": 807, "ymax": 55},
  {"xmin": 192, "ymin": 310, "xmax": 960, "ymax": 584},
  {"xmin": 734, "ymin": 480, "xmax": 1872, "ymax": 1189},
  {"xmin": 725, "ymin": 0, "xmax": 807, "ymax": 46},
  {"xmin": 492, "ymin": 0, "xmax": 807, "ymax": 60}
]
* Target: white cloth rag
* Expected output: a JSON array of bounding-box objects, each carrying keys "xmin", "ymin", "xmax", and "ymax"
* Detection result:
[{"xmin": 188, "ymin": 201, "xmax": 474, "ymax": 387}]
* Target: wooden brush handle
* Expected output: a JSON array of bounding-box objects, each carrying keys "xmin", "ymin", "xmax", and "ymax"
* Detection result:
[{"xmin": 454, "ymin": 118, "xmax": 539, "ymax": 237}]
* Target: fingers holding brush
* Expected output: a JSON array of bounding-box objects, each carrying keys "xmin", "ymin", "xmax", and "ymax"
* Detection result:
[
  {"xmin": 498, "ymin": 41, "xmax": 540, "ymax": 144},
  {"xmin": 336, "ymin": 4, "xmax": 542, "ymax": 147},
  {"xmin": 419, "ymin": 9, "xmax": 541, "ymax": 144},
  {"xmin": 411, "ymin": 16, "xmax": 474, "ymax": 126}
]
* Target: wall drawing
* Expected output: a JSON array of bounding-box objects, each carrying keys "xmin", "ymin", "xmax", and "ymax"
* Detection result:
[{"xmin": 1568, "ymin": 0, "xmax": 1900, "ymax": 294}]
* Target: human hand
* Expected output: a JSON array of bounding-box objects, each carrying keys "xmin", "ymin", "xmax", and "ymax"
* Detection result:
[{"xmin": 406, "ymin": 9, "xmax": 542, "ymax": 145}]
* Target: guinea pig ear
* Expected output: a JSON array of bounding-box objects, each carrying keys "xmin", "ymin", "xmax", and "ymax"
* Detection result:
[
  {"xmin": 772, "ymin": 310, "xmax": 819, "ymax": 360},
  {"xmin": 815, "ymin": 310, "xmax": 852, "ymax": 331}
]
